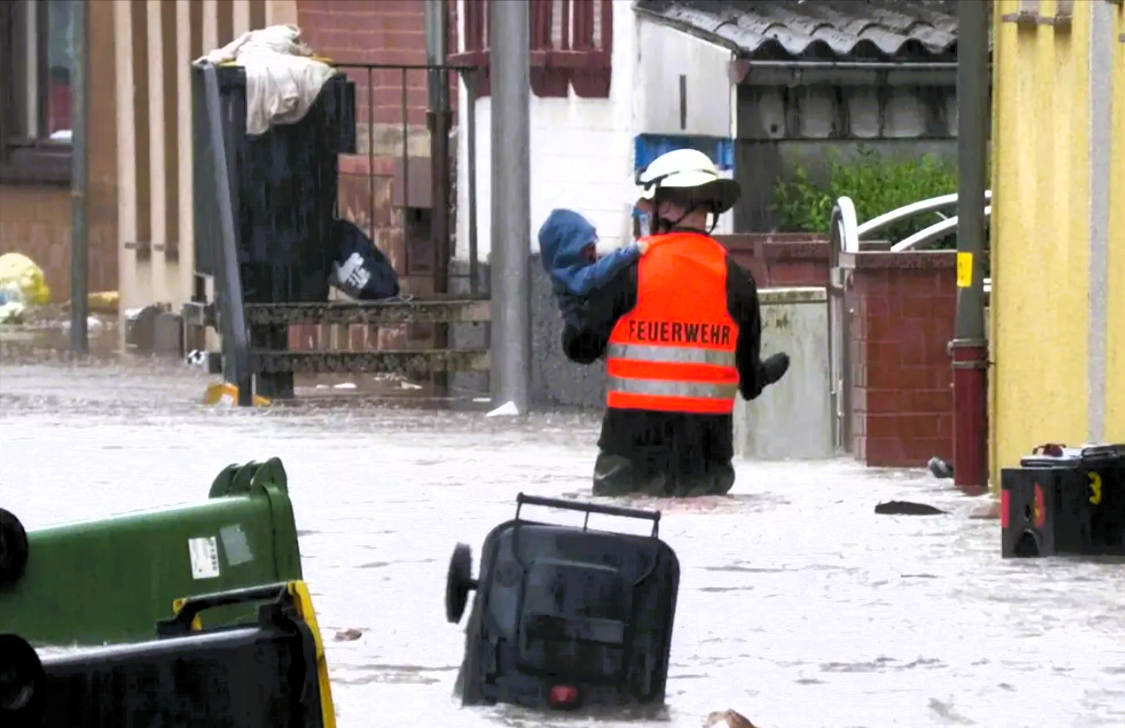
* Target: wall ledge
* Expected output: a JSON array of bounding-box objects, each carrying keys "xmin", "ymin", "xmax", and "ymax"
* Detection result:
[
  {"xmin": 838, "ymin": 250, "xmax": 956, "ymax": 270},
  {"xmin": 759, "ymin": 286, "xmax": 827, "ymax": 305}
]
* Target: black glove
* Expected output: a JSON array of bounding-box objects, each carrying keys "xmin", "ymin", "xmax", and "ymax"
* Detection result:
[{"xmin": 761, "ymin": 352, "xmax": 790, "ymax": 387}]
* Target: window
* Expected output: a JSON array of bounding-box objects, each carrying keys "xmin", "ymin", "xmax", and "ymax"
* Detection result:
[{"xmin": 0, "ymin": 0, "xmax": 74, "ymax": 184}]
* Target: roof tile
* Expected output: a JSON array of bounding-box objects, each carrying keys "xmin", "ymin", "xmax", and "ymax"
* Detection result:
[{"xmin": 634, "ymin": 0, "xmax": 959, "ymax": 61}]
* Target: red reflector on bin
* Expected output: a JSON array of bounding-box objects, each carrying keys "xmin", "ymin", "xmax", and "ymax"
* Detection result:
[
  {"xmin": 549, "ymin": 685, "xmax": 580, "ymax": 708},
  {"xmin": 1001, "ymin": 489, "xmax": 1009, "ymax": 528}
]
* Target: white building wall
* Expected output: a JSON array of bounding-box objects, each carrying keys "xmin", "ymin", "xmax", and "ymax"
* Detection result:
[
  {"xmin": 637, "ymin": 19, "xmax": 731, "ymax": 137},
  {"xmin": 453, "ymin": 6, "xmax": 735, "ymax": 262}
]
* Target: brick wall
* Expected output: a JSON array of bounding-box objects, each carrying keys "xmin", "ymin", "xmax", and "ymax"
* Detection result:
[
  {"xmin": 716, "ymin": 234, "xmax": 831, "ymax": 288},
  {"xmin": 844, "ymin": 251, "xmax": 958, "ymax": 468}
]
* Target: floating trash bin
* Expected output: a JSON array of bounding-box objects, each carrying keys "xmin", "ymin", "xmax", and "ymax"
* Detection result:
[
  {"xmin": 447, "ymin": 494, "xmax": 680, "ymax": 711},
  {"xmin": 0, "ymin": 581, "xmax": 335, "ymax": 728},
  {"xmin": 0, "ymin": 458, "xmax": 303, "ymax": 646},
  {"xmin": 1001, "ymin": 443, "xmax": 1125, "ymax": 558}
]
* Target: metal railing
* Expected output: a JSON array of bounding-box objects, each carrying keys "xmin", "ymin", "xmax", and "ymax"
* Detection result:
[
  {"xmin": 194, "ymin": 59, "xmax": 491, "ymax": 402},
  {"xmin": 332, "ymin": 61, "xmax": 484, "ymax": 296}
]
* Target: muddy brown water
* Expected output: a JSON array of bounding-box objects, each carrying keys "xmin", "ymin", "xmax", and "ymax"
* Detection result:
[{"xmin": 2, "ymin": 356, "xmax": 1124, "ymax": 728}]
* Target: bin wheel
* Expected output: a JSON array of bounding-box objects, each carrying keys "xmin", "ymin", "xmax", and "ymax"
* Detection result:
[
  {"xmin": 0, "ymin": 509, "xmax": 29, "ymax": 589},
  {"xmin": 445, "ymin": 543, "xmax": 478, "ymax": 625},
  {"xmin": 0, "ymin": 634, "xmax": 42, "ymax": 720}
]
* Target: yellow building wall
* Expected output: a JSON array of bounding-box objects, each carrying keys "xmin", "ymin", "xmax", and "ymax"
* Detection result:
[
  {"xmin": 1106, "ymin": 4, "xmax": 1125, "ymax": 442},
  {"xmin": 990, "ymin": 0, "xmax": 1092, "ymax": 486}
]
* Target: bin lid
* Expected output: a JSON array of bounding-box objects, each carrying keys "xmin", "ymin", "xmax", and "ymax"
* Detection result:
[{"xmin": 1020, "ymin": 443, "xmax": 1125, "ymax": 468}]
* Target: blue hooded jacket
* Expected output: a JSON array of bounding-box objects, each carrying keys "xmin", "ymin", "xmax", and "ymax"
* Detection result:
[{"xmin": 537, "ymin": 209, "xmax": 641, "ymax": 309}]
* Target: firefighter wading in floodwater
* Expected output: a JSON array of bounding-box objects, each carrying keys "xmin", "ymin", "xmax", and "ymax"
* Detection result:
[{"xmin": 563, "ymin": 149, "xmax": 791, "ymax": 497}]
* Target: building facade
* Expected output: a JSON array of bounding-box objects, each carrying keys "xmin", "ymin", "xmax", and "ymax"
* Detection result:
[
  {"xmin": 0, "ymin": 0, "xmax": 438, "ymax": 319},
  {"xmin": 990, "ymin": 0, "xmax": 1125, "ymax": 485}
]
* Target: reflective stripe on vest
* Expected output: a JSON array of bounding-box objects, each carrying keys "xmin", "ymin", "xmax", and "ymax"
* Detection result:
[
  {"xmin": 604, "ymin": 232, "xmax": 740, "ymax": 415},
  {"xmin": 607, "ymin": 376, "xmax": 739, "ymax": 400},
  {"xmin": 606, "ymin": 343, "xmax": 737, "ymax": 368}
]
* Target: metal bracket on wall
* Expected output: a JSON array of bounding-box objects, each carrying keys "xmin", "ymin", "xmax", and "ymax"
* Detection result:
[
  {"xmin": 1000, "ymin": 0, "xmax": 1039, "ymax": 25},
  {"xmin": 123, "ymin": 240, "xmax": 152, "ymax": 262}
]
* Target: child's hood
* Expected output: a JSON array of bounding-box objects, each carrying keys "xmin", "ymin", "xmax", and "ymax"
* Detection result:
[{"xmin": 537, "ymin": 209, "xmax": 598, "ymax": 273}]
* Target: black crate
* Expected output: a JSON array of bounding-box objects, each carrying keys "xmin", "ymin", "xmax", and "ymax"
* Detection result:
[
  {"xmin": 446, "ymin": 494, "xmax": 679, "ymax": 711},
  {"xmin": 1001, "ymin": 444, "xmax": 1125, "ymax": 557}
]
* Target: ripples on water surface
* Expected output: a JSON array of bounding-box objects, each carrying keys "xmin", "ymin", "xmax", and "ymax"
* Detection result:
[{"xmin": 2, "ymin": 362, "xmax": 1124, "ymax": 728}]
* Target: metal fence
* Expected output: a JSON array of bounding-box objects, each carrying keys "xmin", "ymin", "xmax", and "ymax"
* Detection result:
[{"xmin": 287, "ymin": 61, "xmax": 486, "ymax": 358}]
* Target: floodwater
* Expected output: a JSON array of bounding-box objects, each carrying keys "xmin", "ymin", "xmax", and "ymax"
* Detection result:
[{"xmin": 2, "ymin": 356, "xmax": 1124, "ymax": 728}]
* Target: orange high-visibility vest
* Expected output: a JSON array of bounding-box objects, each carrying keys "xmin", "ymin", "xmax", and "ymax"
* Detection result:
[{"xmin": 605, "ymin": 232, "xmax": 740, "ymax": 415}]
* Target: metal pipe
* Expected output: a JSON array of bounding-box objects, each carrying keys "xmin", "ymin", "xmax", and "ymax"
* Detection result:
[
  {"xmin": 951, "ymin": 0, "xmax": 990, "ymax": 491},
  {"xmin": 892, "ymin": 206, "xmax": 992, "ymax": 252},
  {"xmin": 401, "ymin": 67, "xmax": 410, "ymax": 276},
  {"xmin": 489, "ymin": 0, "xmax": 531, "ymax": 413},
  {"xmin": 466, "ymin": 70, "xmax": 479, "ymax": 295},
  {"xmin": 425, "ymin": 0, "xmax": 451, "ymax": 395},
  {"xmin": 69, "ymin": 0, "xmax": 89, "ymax": 356},
  {"xmin": 200, "ymin": 62, "xmax": 252, "ymax": 406},
  {"xmin": 425, "ymin": 0, "xmax": 451, "ymax": 295},
  {"xmin": 861, "ymin": 191, "xmax": 992, "ymax": 240}
]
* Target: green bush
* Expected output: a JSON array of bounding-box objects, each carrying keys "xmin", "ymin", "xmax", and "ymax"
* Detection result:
[{"xmin": 771, "ymin": 147, "xmax": 960, "ymax": 247}]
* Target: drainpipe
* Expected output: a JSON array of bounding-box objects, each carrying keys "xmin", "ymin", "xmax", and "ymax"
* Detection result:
[
  {"xmin": 69, "ymin": 0, "xmax": 89, "ymax": 356},
  {"xmin": 951, "ymin": 1, "xmax": 990, "ymax": 492}
]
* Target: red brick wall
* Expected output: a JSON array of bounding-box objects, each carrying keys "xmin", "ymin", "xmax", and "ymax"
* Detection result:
[
  {"xmin": 716, "ymin": 234, "xmax": 831, "ymax": 288},
  {"xmin": 297, "ymin": 0, "xmax": 429, "ymax": 126},
  {"xmin": 845, "ymin": 252, "xmax": 958, "ymax": 468}
]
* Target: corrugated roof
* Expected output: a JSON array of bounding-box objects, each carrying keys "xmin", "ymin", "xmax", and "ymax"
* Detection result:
[{"xmin": 633, "ymin": 0, "xmax": 960, "ymax": 62}]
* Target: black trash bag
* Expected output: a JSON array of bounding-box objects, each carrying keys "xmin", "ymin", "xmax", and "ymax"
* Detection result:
[{"xmin": 328, "ymin": 218, "xmax": 400, "ymax": 300}]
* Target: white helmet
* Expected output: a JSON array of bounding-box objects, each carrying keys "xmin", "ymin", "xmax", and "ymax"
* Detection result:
[{"xmin": 634, "ymin": 148, "xmax": 741, "ymax": 215}]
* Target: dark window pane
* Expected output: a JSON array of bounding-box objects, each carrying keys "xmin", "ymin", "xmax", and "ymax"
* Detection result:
[{"xmin": 46, "ymin": 0, "xmax": 72, "ymax": 138}]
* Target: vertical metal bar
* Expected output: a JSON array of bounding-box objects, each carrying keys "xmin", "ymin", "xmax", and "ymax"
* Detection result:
[
  {"xmin": 425, "ymin": 2, "xmax": 451, "ymax": 396},
  {"xmin": 367, "ymin": 66, "xmax": 375, "ymax": 243},
  {"xmin": 951, "ymin": 0, "xmax": 989, "ymax": 490},
  {"xmin": 425, "ymin": 1, "xmax": 449, "ymax": 293},
  {"xmin": 466, "ymin": 69, "xmax": 479, "ymax": 295},
  {"xmin": 69, "ymin": 0, "xmax": 89, "ymax": 355},
  {"xmin": 201, "ymin": 61, "xmax": 252, "ymax": 406},
  {"xmin": 490, "ymin": 0, "xmax": 532, "ymax": 412},
  {"xmin": 402, "ymin": 66, "xmax": 410, "ymax": 277}
]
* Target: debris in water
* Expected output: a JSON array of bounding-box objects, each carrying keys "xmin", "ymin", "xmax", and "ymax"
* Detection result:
[
  {"xmin": 928, "ymin": 456, "xmax": 954, "ymax": 479},
  {"xmin": 202, "ymin": 382, "xmax": 271, "ymax": 408},
  {"xmin": 486, "ymin": 400, "xmax": 520, "ymax": 417},
  {"xmin": 874, "ymin": 500, "xmax": 947, "ymax": 516},
  {"xmin": 703, "ymin": 709, "xmax": 761, "ymax": 728},
  {"xmin": 333, "ymin": 628, "xmax": 364, "ymax": 642},
  {"xmin": 333, "ymin": 382, "xmax": 357, "ymax": 390}
]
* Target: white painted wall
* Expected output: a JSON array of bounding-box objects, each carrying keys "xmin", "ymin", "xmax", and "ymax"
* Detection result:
[
  {"xmin": 453, "ymin": 6, "xmax": 735, "ymax": 262},
  {"xmin": 637, "ymin": 19, "xmax": 731, "ymax": 137}
]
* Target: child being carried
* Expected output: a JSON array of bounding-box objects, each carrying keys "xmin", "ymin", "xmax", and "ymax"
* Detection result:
[{"xmin": 537, "ymin": 209, "xmax": 646, "ymax": 319}]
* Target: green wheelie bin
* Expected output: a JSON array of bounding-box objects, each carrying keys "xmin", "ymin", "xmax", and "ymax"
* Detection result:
[{"xmin": 0, "ymin": 457, "xmax": 304, "ymax": 646}]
